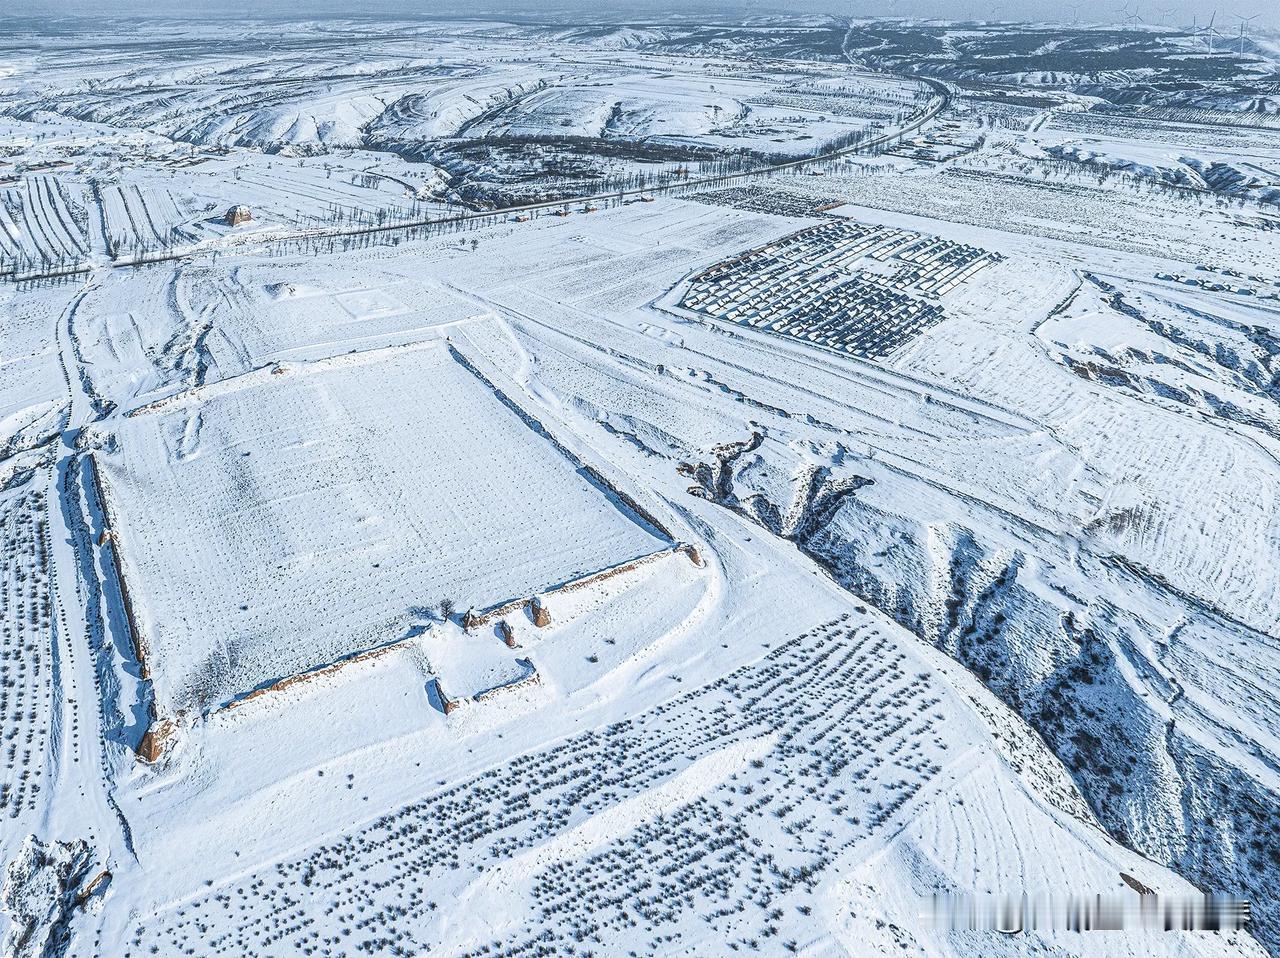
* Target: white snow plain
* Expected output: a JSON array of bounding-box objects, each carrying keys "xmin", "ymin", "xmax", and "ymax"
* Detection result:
[{"xmin": 2, "ymin": 15, "xmax": 1279, "ymax": 958}]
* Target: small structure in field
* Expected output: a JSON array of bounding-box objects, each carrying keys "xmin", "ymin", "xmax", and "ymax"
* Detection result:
[
  {"xmin": 530, "ymin": 596, "xmax": 551, "ymax": 628},
  {"xmin": 463, "ymin": 607, "xmax": 481, "ymax": 633},
  {"xmin": 497, "ymin": 620, "xmax": 518, "ymax": 648},
  {"xmin": 225, "ymin": 205, "xmax": 253, "ymax": 226},
  {"xmin": 472, "ymin": 657, "xmax": 541, "ymax": 704},
  {"xmin": 76, "ymin": 870, "xmax": 112, "ymax": 907},
  {"xmin": 137, "ymin": 718, "xmax": 173, "ymax": 763},
  {"xmin": 433, "ymin": 678, "xmax": 459, "ymax": 715}
]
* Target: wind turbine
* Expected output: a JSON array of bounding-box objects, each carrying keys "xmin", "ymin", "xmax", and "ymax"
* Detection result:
[
  {"xmin": 1234, "ymin": 13, "xmax": 1259, "ymax": 54},
  {"xmin": 1067, "ymin": 2, "xmax": 1083, "ymax": 26},
  {"xmin": 1113, "ymin": 2, "xmax": 1132, "ymax": 27},
  {"xmin": 1196, "ymin": 10, "xmax": 1222, "ymax": 53}
]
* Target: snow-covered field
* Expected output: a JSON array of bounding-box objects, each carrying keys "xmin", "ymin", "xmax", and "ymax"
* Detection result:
[
  {"xmin": 2, "ymin": 13, "xmax": 1280, "ymax": 958},
  {"xmin": 93, "ymin": 342, "xmax": 670, "ymax": 718},
  {"xmin": 0, "ymin": 18, "xmax": 929, "ymax": 263}
]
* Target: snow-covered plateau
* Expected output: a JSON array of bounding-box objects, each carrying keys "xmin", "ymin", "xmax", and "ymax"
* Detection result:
[{"xmin": 2, "ymin": 12, "xmax": 1279, "ymax": 958}]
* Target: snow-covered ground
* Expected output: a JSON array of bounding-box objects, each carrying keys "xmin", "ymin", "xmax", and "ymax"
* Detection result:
[
  {"xmin": 0, "ymin": 18, "xmax": 929, "ymax": 256},
  {"xmin": 2, "ymin": 14, "xmax": 1280, "ymax": 958},
  {"xmin": 93, "ymin": 341, "xmax": 671, "ymax": 718}
]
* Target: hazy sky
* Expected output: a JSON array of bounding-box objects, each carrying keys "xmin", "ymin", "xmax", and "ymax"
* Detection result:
[{"xmin": 6, "ymin": 0, "xmax": 1276, "ymax": 29}]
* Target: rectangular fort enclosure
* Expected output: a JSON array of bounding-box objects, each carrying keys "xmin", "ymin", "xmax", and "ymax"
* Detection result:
[{"xmin": 92, "ymin": 342, "xmax": 668, "ymax": 717}]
